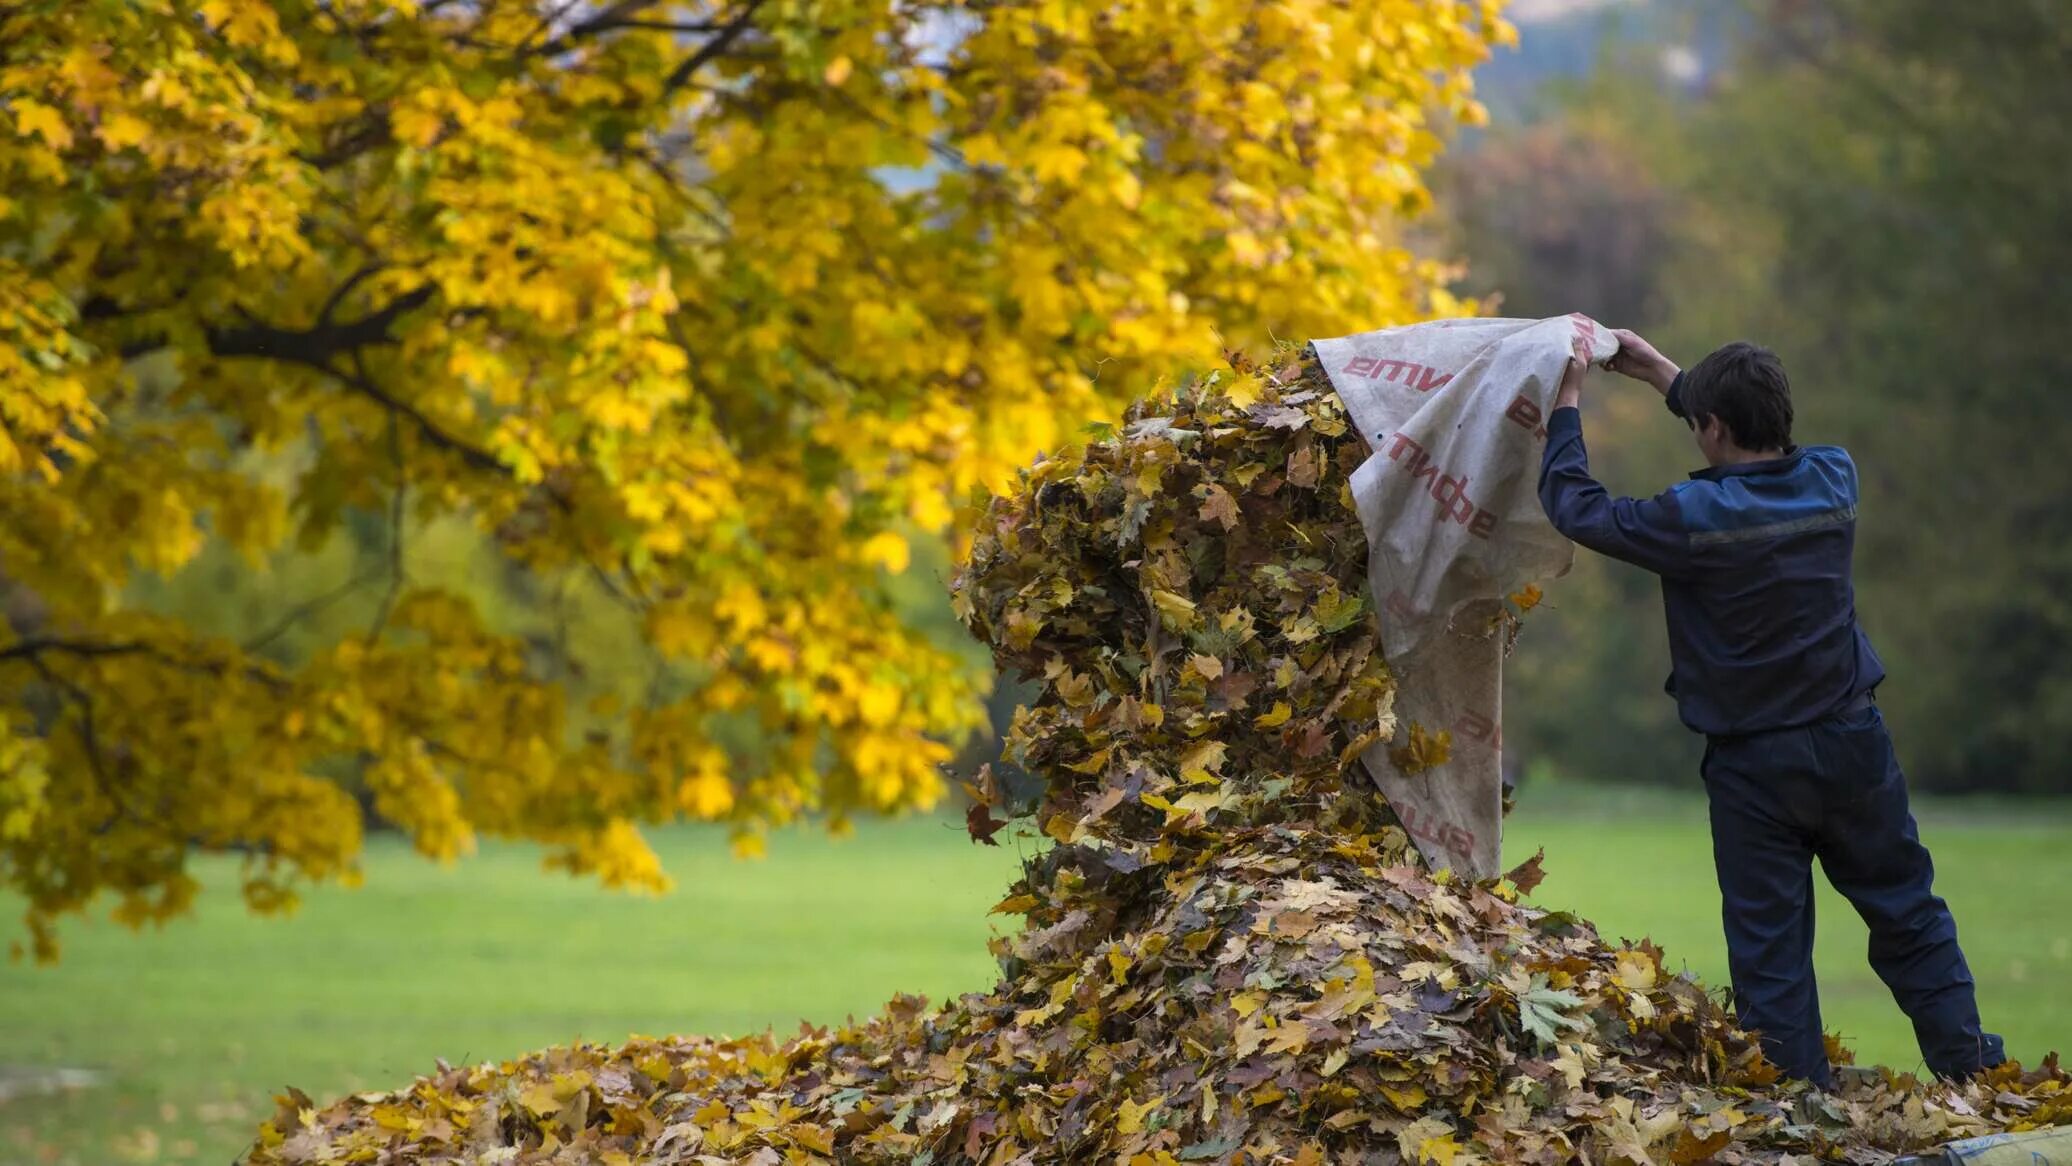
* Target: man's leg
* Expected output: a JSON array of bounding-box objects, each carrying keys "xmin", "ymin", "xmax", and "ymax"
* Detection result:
[
  {"xmin": 1702, "ymin": 734, "xmax": 1830, "ymax": 1086},
  {"xmin": 1809, "ymin": 706, "xmax": 2004, "ymax": 1080}
]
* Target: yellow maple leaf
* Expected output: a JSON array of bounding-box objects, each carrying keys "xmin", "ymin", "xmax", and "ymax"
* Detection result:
[
  {"xmin": 1149, "ymin": 588, "xmax": 1199, "ymax": 630},
  {"xmin": 1115, "ymin": 1095, "xmax": 1160, "ymax": 1135},
  {"xmin": 1389, "ymin": 723, "xmax": 1453, "ymax": 775},
  {"xmin": 98, "ymin": 111, "xmax": 150, "ymax": 151},
  {"xmin": 1615, "ymin": 949, "xmax": 1659, "ymax": 992},
  {"xmin": 11, "ymin": 99, "xmax": 72, "ymax": 149},
  {"xmin": 859, "ymin": 529, "xmax": 910, "ymax": 573},
  {"xmin": 1399, "ymin": 1117, "xmax": 1461, "ymax": 1166}
]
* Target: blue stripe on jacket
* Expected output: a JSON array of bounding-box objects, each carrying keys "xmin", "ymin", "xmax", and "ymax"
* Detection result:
[{"xmin": 1536, "ymin": 404, "xmax": 1884, "ymax": 737}]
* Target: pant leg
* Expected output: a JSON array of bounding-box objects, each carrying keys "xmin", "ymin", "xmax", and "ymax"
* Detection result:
[
  {"xmin": 1808, "ymin": 705, "xmax": 2005, "ymax": 1080},
  {"xmin": 1702, "ymin": 731, "xmax": 1831, "ymax": 1086}
]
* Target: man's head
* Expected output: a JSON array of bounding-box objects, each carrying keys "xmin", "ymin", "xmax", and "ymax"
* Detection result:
[{"xmin": 1681, "ymin": 341, "xmax": 1793, "ymax": 465}]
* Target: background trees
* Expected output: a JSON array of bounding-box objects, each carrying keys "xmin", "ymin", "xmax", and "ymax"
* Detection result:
[{"xmin": 1453, "ymin": 0, "xmax": 2072, "ymax": 794}]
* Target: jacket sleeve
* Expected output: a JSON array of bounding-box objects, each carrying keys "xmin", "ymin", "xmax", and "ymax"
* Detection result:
[
  {"xmin": 1538, "ymin": 406, "xmax": 1697, "ymax": 578},
  {"xmin": 1663, "ymin": 370, "xmax": 1689, "ymax": 420}
]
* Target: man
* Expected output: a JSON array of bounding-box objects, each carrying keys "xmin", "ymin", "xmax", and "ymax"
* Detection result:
[{"xmin": 1535, "ymin": 330, "xmax": 2003, "ymax": 1087}]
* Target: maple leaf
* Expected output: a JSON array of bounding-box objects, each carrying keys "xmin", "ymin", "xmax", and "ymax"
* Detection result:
[
  {"xmin": 1518, "ymin": 975, "xmax": 1592, "ymax": 1047},
  {"xmin": 1115, "ymin": 1095, "xmax": 1161, "ymax": 1135},
  {"xmin": 1399, "ymin": 1116, "xmax": 1462, "ymax": 1166},
  {"xmin": 1670, "ymin": 1127, "xmax": 1732, "ymax": 1164},
  {"xmin": 1615, "ymin": 949, "xmax": 1659, "ymax": 992},
  {"xmin": 1389, "ymin": 722, "xmax": 1454, "ymax": 776},
  {"xmin": 1504, "ymin": 849, "xmax": 1548, "ymax": 895},
  {"xmin": 1285, "ymin": 444, "xmax": 1322, "ymax": 488},
  {"xmin": 965, "ymin": 803, "xmax": 1006, "ymax": 846}
]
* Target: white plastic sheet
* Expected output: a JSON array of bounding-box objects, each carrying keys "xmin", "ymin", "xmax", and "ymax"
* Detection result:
[{"xmin": 1313, "ymin": 315, "xmax": 1615, "ymax": 879}]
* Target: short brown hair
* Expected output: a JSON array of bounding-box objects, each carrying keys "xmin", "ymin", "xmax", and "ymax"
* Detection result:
[{"xmin": 1682, "ymin": 342, "xmax": 1793, "ymax": 451}]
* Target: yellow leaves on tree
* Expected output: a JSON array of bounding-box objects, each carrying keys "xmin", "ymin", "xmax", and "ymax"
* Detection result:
[{"xmin": 0, "ymin": 0, "xmax": 1508, "ymax": 957}]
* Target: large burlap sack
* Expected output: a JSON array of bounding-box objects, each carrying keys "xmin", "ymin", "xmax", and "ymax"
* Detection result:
[{"xmin": 1313, "ymin": 315, "xmax": 1617, "ymax": 879}]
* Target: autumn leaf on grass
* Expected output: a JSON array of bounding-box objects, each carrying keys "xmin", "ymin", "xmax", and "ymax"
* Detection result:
[
  {"xmin": 1519, "ymin": 973, "xmax": 1591, "ymax": 1047},
  {"xmin": 1389, "ymin": 722, "xmax": 1453, "ymax": 775}
]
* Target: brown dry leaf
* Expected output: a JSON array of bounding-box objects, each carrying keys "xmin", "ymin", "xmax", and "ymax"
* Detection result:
[{"xmin": 1505, "ymin": 849, "xmax": 1549, "ymax": 896}]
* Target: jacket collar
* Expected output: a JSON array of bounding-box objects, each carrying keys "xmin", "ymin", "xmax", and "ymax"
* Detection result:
[{"xmin": 1690, "ymin": 446, "xmax": 1803, "ymax": 482}]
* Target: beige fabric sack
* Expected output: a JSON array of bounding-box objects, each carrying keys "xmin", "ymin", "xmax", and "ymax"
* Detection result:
[{"xmin": 1312, "ymin": 315, "xmax": 1617, "ymax": 879}]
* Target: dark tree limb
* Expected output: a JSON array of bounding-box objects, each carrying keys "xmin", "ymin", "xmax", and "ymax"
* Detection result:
[
  {"xmin": 524, "ymin": 0, "xmax": 672, "ymax": 57},
  {"xmin": 242, "ymin": 569, "xmax": 386, "ymax": 654},
  {"xmin": 368, "ymin": 403, "xmax": 410, "ymax": 640},
  {"xmin": 661, "ymin": 0, "xmax": 768, "ymax": 96}
]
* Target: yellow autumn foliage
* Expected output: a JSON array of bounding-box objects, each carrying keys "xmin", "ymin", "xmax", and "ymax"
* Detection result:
[{"xmin": 0, "ymin": 0, "xmax": 1508, "ymax": 957}]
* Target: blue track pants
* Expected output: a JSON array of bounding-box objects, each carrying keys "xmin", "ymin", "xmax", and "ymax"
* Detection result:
[{"xmin": 1701, "ymin": 701, "xmax": 2004, "ymax": 1086}]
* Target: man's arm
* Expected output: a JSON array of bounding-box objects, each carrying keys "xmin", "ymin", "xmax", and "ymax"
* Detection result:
[
  {"xmin": 1607, "ymin": 328, "xmax": 1679, "ymax": 395},
  {"xmin": 1607, "ymin": 328, "xmax": 1696, "ymax": 420},
  {"xmin": 1539, "ymin": 342, "xmax": 1696, "ymax": 577}
]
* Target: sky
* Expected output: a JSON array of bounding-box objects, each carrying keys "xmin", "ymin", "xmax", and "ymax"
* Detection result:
[{"xmin": 1507, "ymin": 0, "xmax": 1642, "ymax": 23}]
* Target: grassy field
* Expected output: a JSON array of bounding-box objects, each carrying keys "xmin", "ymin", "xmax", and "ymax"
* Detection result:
[{"xmin": 3, "ymin": 785, "xmax": 2068, "ymax": 1165}]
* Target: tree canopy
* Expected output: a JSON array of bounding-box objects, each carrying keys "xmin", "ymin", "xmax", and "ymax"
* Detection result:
[{"xmin": 0, "ymin": 0, "xmax": 1509, "ymax": 957}]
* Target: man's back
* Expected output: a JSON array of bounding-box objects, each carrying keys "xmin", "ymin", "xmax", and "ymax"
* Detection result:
[{"xmin": 1654, "ymin": 444, "xmax": 1885, "ymax": 736}]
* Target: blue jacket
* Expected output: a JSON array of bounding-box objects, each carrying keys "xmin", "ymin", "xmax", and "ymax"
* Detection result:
[{"xmin": 1536, "ymin": 376, "xmax": 1884, "ymax": 737}]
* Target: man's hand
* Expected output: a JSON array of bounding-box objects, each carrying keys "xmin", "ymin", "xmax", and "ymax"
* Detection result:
[
  {"xmin": 1555, "ymin": 335, "xmax": 1589, "ymax": 411},
  {"xmin": 1606, "ymin": 328, "xmax": 1679, "ymax": 396}
]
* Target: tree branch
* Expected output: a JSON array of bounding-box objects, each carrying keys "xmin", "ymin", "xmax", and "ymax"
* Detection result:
[
  {"xmin": 24, "ymin": 656, "xmax": 142, "ymax": 835},
  {"xmin": 317, "ymin": 262, "xmax": 388, "ymax": 328},
  {"xmin": 661, "ymin": 0, "xmax": 768, "ymax": 96},
  {"xmin": 202, "ymin": 285, "xmax": 437, "ymax": 365},
  {"xmin": 0, "ymin": 637, "xmax": 290, "ymax": 692},
  {"xmin": 369, "ymin": 404, "xmax": 409, "ymax": 639},
  {"xmin": 324, "ymin": 361, "xmax": 509, "ymax": 475},
  {"xmin": 298, "ymin": 109, "xmax": 393, "ymax": 171},
  {"xmin": 524, "ymin": 0, "xmax": 678, "ymax": 58},
  {"xmin": 123, "ymin": 281, "xmax": 513, "ymax": 478},
  {"xmin": 0, "ymin": 638, "xmax": 147, "ymax": 664},
  {"xmin": 242, "ymin": 569, "xmax": 385, "ymax": 654}
]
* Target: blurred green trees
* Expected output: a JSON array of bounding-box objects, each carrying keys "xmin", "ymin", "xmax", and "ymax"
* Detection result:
[{"xmin": 1453, "ymin": 0, "xmax": 2072, "ymax": 793}]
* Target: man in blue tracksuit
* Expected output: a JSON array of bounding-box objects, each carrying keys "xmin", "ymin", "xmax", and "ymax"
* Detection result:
[{"xmin": 1536, "ymin": 329, "xmax": 2004, "ymax": 1087}]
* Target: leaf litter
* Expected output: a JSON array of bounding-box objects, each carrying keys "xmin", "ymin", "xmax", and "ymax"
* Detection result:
[{"xmin": 248, "ymin": 350, "xmax": 2069, "ymax": 1165}]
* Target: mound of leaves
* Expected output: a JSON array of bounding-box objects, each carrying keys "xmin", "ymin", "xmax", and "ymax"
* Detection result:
[{"xmin": 248, "ymin": 354, "xmax": 2069, "ymax": 1165}]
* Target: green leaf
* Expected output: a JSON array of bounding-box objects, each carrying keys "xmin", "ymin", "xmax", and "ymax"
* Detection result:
[{"xmin": 1519, "ymin": 974, "xmax": 1591, "ymax": 1047}]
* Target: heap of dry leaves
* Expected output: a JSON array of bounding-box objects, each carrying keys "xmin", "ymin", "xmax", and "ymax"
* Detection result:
[{"xmin": 248, "ymin": 353, "xmax": 2068, "ymax": 1165}]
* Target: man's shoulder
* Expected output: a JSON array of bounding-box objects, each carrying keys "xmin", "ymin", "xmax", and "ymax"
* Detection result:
[
  {"xmin": 1668, "ymin": 448, "xmax": 1859, "ymax": 540},
  {"xmin": 1796, "ymin": 445, "xmax": 1860, "ymax": 496}
]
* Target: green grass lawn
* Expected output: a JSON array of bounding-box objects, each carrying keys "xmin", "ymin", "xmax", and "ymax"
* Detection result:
[{"xmin": 3, "ymin": 786, "xmax": 2068, "ymax": 1165}]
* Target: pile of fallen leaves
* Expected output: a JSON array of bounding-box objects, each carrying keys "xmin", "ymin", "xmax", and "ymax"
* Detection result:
[
  {"xmin": 248, "ymin": 354, "xmax": 2069, "ymax": 1165},
  {"xmin": 949, "ymin": 346, "xmax": 1403, "ymax": 856}
]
